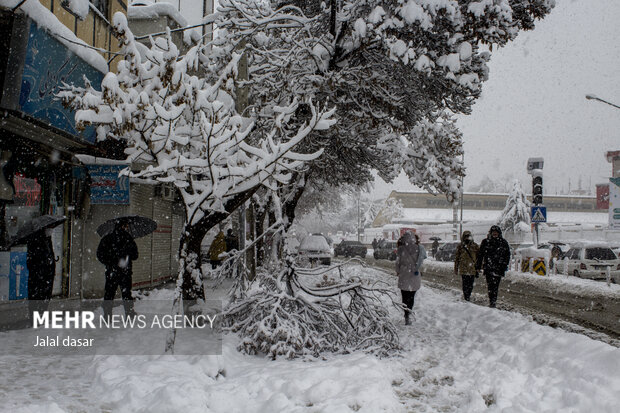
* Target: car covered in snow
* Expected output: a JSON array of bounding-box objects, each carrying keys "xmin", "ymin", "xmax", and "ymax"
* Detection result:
[
  {"xmin": 559, "ymin": 242, "xmax": 620, "ymax": 282},
  {"xmin": 373, "ymin": 240, "xmax": 398, "ymax": 260},
  {"xmin": 333, "ymin": 240, "xmax": 367, "ymax": 258},
  {"xmin": 298, "ymin": 234, "xmax": 331, "ymax": 265},
  {"xmin": 435, "ymin": 242, "xmax": 460, "ymax": 262}
]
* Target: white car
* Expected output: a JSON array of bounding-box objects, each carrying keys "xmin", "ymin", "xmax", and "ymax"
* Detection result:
[
  {"xmin": 298, "ymin": 235, "xmax": 331, "ymax": 266},
  {"xmin": 560, "ymin": 242, "xmax": 620, "ymax": 282}
]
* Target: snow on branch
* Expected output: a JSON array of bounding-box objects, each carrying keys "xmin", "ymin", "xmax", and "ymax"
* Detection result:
[
  {"xmin": 224, "ymin": 262, "xmax": 401, "ymax": 359},
  {"xmin": 59, "ymin": 12, "xmax": 335, "ymax": 226}
]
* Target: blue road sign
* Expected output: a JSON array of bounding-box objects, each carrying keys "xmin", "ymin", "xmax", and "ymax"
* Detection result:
[{"xmin": 531, "ymin": 206, "xmax": 547, "ymax": 223}]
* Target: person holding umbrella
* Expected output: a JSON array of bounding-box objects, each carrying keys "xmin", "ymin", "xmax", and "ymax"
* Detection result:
[
  {"xmin": 26, "ymin": 228, "xmax": 56, "ymax": 305},
  {"xmin": 97, "ymin": 218, "xmax": 139, "ymax": 319},
  {"xmin": 430, "ymin": 237, "xmax": 441, "ymax": 258},
  {"xmin": 10, "ymin": 215, "xmax": 65, "ymax": 316}
]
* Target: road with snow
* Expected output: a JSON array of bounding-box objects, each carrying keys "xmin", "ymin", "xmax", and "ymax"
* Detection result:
[{"xmin": 366, "ymin": 258, "xmax": 620, "ymax": 346}]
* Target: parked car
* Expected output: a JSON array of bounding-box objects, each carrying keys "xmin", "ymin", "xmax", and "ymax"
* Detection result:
[
  {"xmin": 373, "ymin": 240, "xmax": 398, "ymax": 260},
  {"xmin": 560, "ymin": 243, "xmax": 620, "ymax": 282},
  {"xmin": 298, "ymin": 234, "xmax": 331, "ymax": 265},
  {"xmin": 435, "ymin": 242, "xmax": 460, "ymax": 262},
  {"xmin": 334, "ymin": 240, "xmax": 367, "ymax": 258}
]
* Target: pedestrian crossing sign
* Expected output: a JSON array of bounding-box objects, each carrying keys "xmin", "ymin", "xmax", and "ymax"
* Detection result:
[{"xmin": 531, "ymin": 206, "xmax": 547, "ymax": 223}]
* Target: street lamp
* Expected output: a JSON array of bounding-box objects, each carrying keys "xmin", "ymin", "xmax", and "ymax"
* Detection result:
[{"xmin": 585, "ymin": 94, "xmax": 620, "ymax": 110}]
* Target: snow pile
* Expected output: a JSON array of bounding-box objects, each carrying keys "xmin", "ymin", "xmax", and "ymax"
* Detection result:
[
  {"xmin": 0, "ymin": 0, "xmax": 108, "ymax": 73},
  {"xmin": 391, "ymin": 287, "xmax": 620, "ymax": 412},
  {"xmin": 90, "ymin": 347, "xmax": 400, "ymax": 413},
  {"xmin": 1, "ymin": 266, "xmax": 618, "ymax": 412}
]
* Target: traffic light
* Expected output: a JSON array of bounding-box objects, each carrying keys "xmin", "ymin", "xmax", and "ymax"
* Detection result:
[{"xmin": 532, "ymin": 176, "xmax": 543, "ymax": 205}]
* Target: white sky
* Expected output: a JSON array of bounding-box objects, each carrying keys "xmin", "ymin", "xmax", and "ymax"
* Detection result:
[{"xmin": 373, "ymin": 0, "xmax": 620, "ymax": 199}]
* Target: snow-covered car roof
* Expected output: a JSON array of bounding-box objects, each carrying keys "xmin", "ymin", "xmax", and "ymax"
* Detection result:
[
  {"xmin": 568, "ymin": 241, "xmax": 616, "ymax": 249},
  {"xmin": 299, "ymin": 235, "xmax": 330, "ymax": 251}
]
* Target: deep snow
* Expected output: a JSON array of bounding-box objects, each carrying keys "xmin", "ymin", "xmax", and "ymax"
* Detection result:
[{"xmin": 0, "ymin": 264, "xmax": 618, "ymax": 412}]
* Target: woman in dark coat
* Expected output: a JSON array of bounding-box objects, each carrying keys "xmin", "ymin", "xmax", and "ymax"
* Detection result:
[
  {"xmin": 97, "ymin": 220, "xmax": 139, "ymax": 318},
  {"xmin": 454, "ymin": 230, "xmax": 480, "ymax": 301},
  {"xmin": 396, "ymin": 232, "xmax": 427, "ymax": 325},
  {"xmin": 476, "ymin": 225, "xmax": 511, "ymax": 308}
]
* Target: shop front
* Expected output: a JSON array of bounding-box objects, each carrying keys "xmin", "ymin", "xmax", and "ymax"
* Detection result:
[{"xmin": 0, "ymin": 12, "xmax": 105, "ymax": 301}]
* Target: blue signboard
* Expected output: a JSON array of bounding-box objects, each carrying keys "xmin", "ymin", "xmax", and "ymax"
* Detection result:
[
  {"xmin": 9, "ymin": 252, "xmax": 28, "ymax": 300},
  {"xmin": 531, "ymin": 206, "xmax": 547, "ymax": 223},
  {"xmin": 18, "ymin": 22, "xmax": 105, "ymax": 143},
  {"xmin": 86, "ymin": 165, "xmax": 130, "ymax": 205}
]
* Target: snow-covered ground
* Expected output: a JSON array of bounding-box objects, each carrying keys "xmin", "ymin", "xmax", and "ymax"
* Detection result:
[{"xmin": 0, "ymin": 265, "xmax": 619, "ymax": 412}]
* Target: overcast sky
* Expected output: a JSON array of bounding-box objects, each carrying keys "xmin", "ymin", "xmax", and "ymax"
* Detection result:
[{"xmin": 373, "ymin": 0, "xmax": 620, "ymax": 199}]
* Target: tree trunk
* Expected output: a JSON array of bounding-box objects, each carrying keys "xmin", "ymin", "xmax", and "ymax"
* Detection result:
[
  {"xmin": 179, "ymin": 190, "xmax": 256, "ymax": 299},
  {"xmin": 255, "ymin": 201, "xmax": 267, "ymax": 268},
  {"xmin": 166, "ymin": 189, "xmax": 258, "ymax": 354},
  {"xmin": 282, "ymin": 179, "xmax": 307, "ymax": 232}
]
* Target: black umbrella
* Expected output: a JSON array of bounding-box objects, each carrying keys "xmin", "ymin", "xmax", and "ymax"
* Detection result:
[
  {"xmin": 547, "ymin": 240, "xmax": 567, "ymax": 245},
  {"xmin": 10, "ymin": 215, "xmax": 67, "ymax": 246},
  {"xmin": 96, "ymin": 215, "xmax": 157, "ymax": 238},
  {"xmin": 429, "ymin": 236, "xmax": 442, "ymax": 241}
]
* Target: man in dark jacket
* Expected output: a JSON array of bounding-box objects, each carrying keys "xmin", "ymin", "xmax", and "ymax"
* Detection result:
[
  {"xmin": 476, "ymin": 225, "xmax": 511, "ymax": 308},
  {"xmin": 225, "ymin": 228, "xmax": 239, "ymax": 253},
  {"xmin": 27, "ymin": 228, "xmax": 56, "ymax": 315},
  {"xmin": 431, "ymin": 239, "xmax": 439, "ymax": 258},
  {"xmin": 97, "ymin": 220, "xmax": 139, "ymax": 318}
]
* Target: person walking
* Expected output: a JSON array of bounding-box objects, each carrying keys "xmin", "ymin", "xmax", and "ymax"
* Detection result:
[
  {"xmin": 97, "ymin": 220, "xmax": 139, "ymax": 319},
  {"xmin": 454, "ymin": 231, "xmax": 479, "ymax": 301},
  {"xmin": 431, "ymin": 239, "xmax": 439, "ymax": 258},
  {"xmin": 476, "ymin": 225, "xmax": 511, "ymax": 308},
  {"xmin": 208, "ymin": 231, "xmax": 227, "ymax": 268},
  {"xmin": 396, "ymin": 231, "xmax": 427, "ymax": 325},
  {"xmin": 27, "ymin": 228, "xmax": 56, "ymax": 314},
  {"xmin": 225, "ymin": 228, "xmax": 239, "ymax": 253}
]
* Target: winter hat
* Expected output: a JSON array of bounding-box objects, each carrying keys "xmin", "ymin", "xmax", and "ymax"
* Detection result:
[{"xmin": 461, "ymin": 230, "xmax": 472, "ymax": 241}]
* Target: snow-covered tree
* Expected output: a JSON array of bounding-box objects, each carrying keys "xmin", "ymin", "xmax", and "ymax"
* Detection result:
[
  {"xmin": 498, "ymin": 179, "xmax": 531, "ymax": 233},
  {"xmin": 60, "ymin": 13, "xmax": 335, "ymax": 303},
  {"xmin": 207, "ymin": 0, "xmax": 554, "ymax": 229}
]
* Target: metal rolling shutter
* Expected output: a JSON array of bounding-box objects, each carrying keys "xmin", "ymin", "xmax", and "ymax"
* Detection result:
[
  {"xmin": 151, "ymin": 198, "xmax": 172, "ymax": 284},
  {"xmin": 129, "ymin": 184, "xmax": 153, "ymax": 287},
  {"xmin": 171, "ymin": 212, "xmax": 184, "ymax": 277}
]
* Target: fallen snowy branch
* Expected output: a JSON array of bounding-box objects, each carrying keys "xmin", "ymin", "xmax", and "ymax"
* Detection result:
[{"xmin": 223, "ymin": 262, "xmax": 401, "ymax": 359}]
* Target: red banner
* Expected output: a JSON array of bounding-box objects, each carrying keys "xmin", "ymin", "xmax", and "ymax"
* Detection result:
[{"xmin": 596, "ymin": 184, "xmax": 609, "ymax": 210}]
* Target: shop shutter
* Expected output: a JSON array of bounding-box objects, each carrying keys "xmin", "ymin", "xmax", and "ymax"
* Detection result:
[
  {"xmin": 129, "ymin": 184, "xmax": 153, "ymax": 287},
  {"xmin": 171, "ymin": 212, "xmax": 184, "ymax": 275},
  {"xmin": 151, "ymin": 197, "xmax": 172, "ymax": 284}
]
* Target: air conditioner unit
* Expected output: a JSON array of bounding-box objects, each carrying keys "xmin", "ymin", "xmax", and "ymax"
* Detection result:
[{"xmin": 159, "ymin": 184, "xmax": 176, "ymax": 201}]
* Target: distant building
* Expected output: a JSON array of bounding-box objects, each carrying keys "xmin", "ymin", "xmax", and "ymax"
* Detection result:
[
  {"xmin": 373, "ymin": 191, "xmax": 606, "ymax": 228},
  {"xmin": 606, "ymin": 150, "xmax": 620, "ymax": 178}
]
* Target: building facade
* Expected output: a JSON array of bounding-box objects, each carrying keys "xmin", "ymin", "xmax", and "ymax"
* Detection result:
[{"xmin": 0, "ymin": 0, "xmax": 186, "ymax": 301}]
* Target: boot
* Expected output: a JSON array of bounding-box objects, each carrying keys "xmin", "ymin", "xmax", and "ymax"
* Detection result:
[
  {"xmin": 102, "ymin": 300, "xmax": 113, "ymax": 324},
  {"xmin": 123, "ymin": 300, "xmax": 137, "ymax": 318},
  {"xmin": 404, "ymin": 311, "xmax": 411, "ymax": 325}
]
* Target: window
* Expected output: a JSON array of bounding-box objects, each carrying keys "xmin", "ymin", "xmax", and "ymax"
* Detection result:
[{"xmin": 585, "ymin": 248, "xmax": 616, "ymax": 261}]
